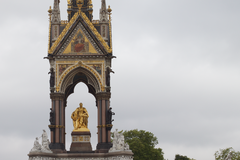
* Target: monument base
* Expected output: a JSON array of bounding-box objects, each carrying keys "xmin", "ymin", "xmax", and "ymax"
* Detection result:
[
  {"xmin": 96, "ymin": 142, "xmax": 113, "ymax": 153},
  {"xmin": 28, "ymin": 151, "xmax": 134, "ymax": 160},
  {"xmin": 70, "ymin": 131, "xmax": 92, "ymax": 152}
]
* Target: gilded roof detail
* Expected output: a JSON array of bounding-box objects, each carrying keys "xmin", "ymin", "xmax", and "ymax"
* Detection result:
[
  {"xmin": 48, "ymin": 12, "xmax": 79, "ymax": 54},
  {"xmin": 80, "ymin": 12, "xmax": 112, "ymax": 53},
  {"xmin": 48, "ymin": 11, "xmax": 112, "ymax": 55},
  {"xmin": 56, "ymin": 61, "xmax": 105, "ymax": 92}
]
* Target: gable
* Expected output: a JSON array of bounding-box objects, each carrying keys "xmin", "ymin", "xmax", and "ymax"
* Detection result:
[
  {"xmin": 48, "ymin": 12, "xmax": 112, "ymax": 55},
  {"xmin": 62, "ymin": 29, "xmax": 98, "ymax": 55}
]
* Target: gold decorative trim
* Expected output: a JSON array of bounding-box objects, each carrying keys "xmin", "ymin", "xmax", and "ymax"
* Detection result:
[
  {"xmin": 97, "ymin": 124, "xmax": 112, "ymax": 128},
  {"xmin": 48, "ymin": 10, "xmax": 112, "ymax": 55},
  {"xmin": 81, "ymin": 12, "xmax": 112, "ymax": 53},
  {"xmin": 72, "ymin": 135, "xmax": 90, "ymax": 142},
  {"xmin": 55, "ymin": 60, "xmax": 105, "ymax": 86},
  {"xmin": 48, "ymin": 125, "xmax": 65, "ymax": 128},
  {"xmin": 109, "ymin": 17, "xmax": 112, "ymax": 49},
  {"xmin": 56, "ymin": 61, "xmax": 105, "ymax": 92},
  {"xmin": 49, "ymin": 12, "xmax": 79, "ymax": 54},
  {"xmin": 106, "ymin": 124, "xmax": 113, "ymax": 127},
  {"xmin": 92, "ymin": 20, "xmax": 99, "ymax": 24},
  {"xmin": 61, "ymin": 20, "xmax": 68, "ymax": 25}
]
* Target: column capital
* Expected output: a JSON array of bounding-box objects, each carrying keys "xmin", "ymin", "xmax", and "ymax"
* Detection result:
[
  {"xmin": 50, "ymin": 93, "xmax": 65, "ymax": 100},
  {"xmin": 96, "ymin": 92, "xmax": 111, "ymax": 100}
]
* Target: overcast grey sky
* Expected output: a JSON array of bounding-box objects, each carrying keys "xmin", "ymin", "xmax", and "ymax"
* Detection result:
[{"xmin": 0, "ymin": 0, "xmax": 240, "ymax": 160}]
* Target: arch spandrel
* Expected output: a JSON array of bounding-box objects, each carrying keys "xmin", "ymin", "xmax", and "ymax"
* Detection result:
[
  {"xmin": 56, "ymin": 61, "xmax": 105, "ymax": 94},
  {"xmin": 56, "ymin": 60, "xmax": 105, "ymax": 82}
]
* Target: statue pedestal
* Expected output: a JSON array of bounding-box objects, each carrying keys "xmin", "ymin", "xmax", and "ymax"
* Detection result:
[{"xmin": 70, "ymin": 131, "xmax": 92, "ymax": 153}]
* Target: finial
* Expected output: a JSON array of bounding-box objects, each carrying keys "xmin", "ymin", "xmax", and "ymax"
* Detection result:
[
  {"xmin": 107, "ymin": 5, "xmax": 112, "ymax": 20},
  {"xmin": 77, "ymin": 0, "xmax": 83, "ymax": 13},
  {"xmin": 48, "ymin": 6, "xmax": 52, "ymax": 14},
  {"xmin": 107, "ymin": 5, "xmax": 112, "ymax": 14},
  {"xmin": 88, "ymin": 0, "xmax": 93, "ymax": 17},
  {"xmin": 67, "ymin": 0, "xmax": 72, "ymax": 16},
  {"xmin": 88, "ymin": 0, "xmax": 93, "ymax": 9},
  {"xmin": 48, "ymin": 6, "xmax": 52, "ymax": 21},
  {"xmin": 88, "ymin": 0, "xmax": 92, "ymax": 5},
  {"xmin": 52, "ymin": 0, "xmax": 61, "ymax": 24}
]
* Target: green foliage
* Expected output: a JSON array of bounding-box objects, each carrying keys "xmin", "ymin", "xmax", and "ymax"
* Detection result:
[
  {"xmin": 122, "ymin": 129, "xmax": 164, "ymax": 160},
  {"xmin": 175, "ymin": 154, "xmax": 191, "ymax": 160},
  {"xmin": 214, "ymin": 147, "xmax": 240, "ymax": 160}
]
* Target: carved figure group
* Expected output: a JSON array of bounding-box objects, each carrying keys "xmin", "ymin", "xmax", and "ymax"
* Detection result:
[
  {"xmin": 109, "ymin": 129, "xmax": 130, "ymax": 152},
  {"xmin": 30, "ymin": 137, "xmax": 42, "ymax": 152},
  {"xmin": 30, "ymin": 130, "xmax": 52, "ymax": 153},
  {"xmin": 71, "ymin": 103, "xmax": 89, "ymax": 131}
]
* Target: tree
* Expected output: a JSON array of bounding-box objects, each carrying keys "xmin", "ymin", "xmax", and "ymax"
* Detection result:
[
  {"xmin": 215, "ymin": 147, "xmax": 240, "ymax": 160},
  {"xmin": 122, "ymin": 129, "xmax": 164, "ymax": 160},
  {"xmin": 175, "ymin": 154, "xmax": 195, "ymax": 160}
]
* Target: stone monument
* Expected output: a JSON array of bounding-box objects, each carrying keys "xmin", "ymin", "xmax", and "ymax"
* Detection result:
[{"xmin": 28, "ymin": 0, "xmax": 134, "ymax": 159}]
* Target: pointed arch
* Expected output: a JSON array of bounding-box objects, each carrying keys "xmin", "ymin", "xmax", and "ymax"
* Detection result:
[{"xmin": 57, "ymin": 61, "xmax": 105, "ymax": 101}]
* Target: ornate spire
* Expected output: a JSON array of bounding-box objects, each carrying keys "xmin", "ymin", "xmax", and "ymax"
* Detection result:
[
  {"xmin": 52, "ymin": 0, "xmax": 61, "ymax": 24},
  {"xmin": 99, "ymin": 0, "xmax": 108, "ymax": 22}
]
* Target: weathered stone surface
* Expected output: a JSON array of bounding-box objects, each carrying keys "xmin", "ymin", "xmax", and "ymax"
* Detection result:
[
  {"xmin": 30, "ymin": 138, "xmax": 41, "ymax": 153},
  {"xmin": 28, "ymin": 152, "xmax": 133, "ymax": 160},
  {"xmin": 29, "ymin": 130, "xmax": 53, "ymax": 154},
  {"xmin": 109, "ymin": 129, "xmax": 131, "ymax": 153},
  {"xmin": 70, "ymin": 131, "xmax": 92, "ymax": 152}
]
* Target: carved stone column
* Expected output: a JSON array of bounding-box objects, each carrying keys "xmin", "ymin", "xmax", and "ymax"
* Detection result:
[
  {"xmin": 96, "ymin": 92, "xmax": 112, "ymax": 153},
  {"xmin": 49, "ymin": 93, "xmax": 66, "ymax": 152}
]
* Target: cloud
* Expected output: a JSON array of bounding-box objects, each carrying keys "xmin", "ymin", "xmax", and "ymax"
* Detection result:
[{"xmin": 0, "ymin": 0, "xmax": 240, "ymax": 160}]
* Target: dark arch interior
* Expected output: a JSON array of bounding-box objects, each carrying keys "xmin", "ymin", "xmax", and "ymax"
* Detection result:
[
  {"xmin": 65, "ymin": 72, "xmax": 96, "ymax": 103},
  {"xmin": 64, "ymin": 81, "xmax": 97, "ymax": 151}
]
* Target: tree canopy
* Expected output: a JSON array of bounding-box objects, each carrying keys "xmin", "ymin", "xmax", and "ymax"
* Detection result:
[
  {"xmin": 175, "ymin": 154, "xmax": 195, "ymax": 160},
  {"xmin": 215, "ymin": 147, "xmax": 240, "ymax": 160},
  {"xmin": 122, "ymin": 129, "xmax": 164, "ymax": 160}
]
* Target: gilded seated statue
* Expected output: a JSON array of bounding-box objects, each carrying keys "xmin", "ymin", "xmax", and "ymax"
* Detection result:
[{"xmin": 71, "ymin": 103, "xmax": 89, "ymax": 132}]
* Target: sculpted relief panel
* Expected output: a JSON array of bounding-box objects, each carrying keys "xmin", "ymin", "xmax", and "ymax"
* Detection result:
[{"xmin": 29, "ymin": 157, "xmax": 133, "ymax": 160}]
